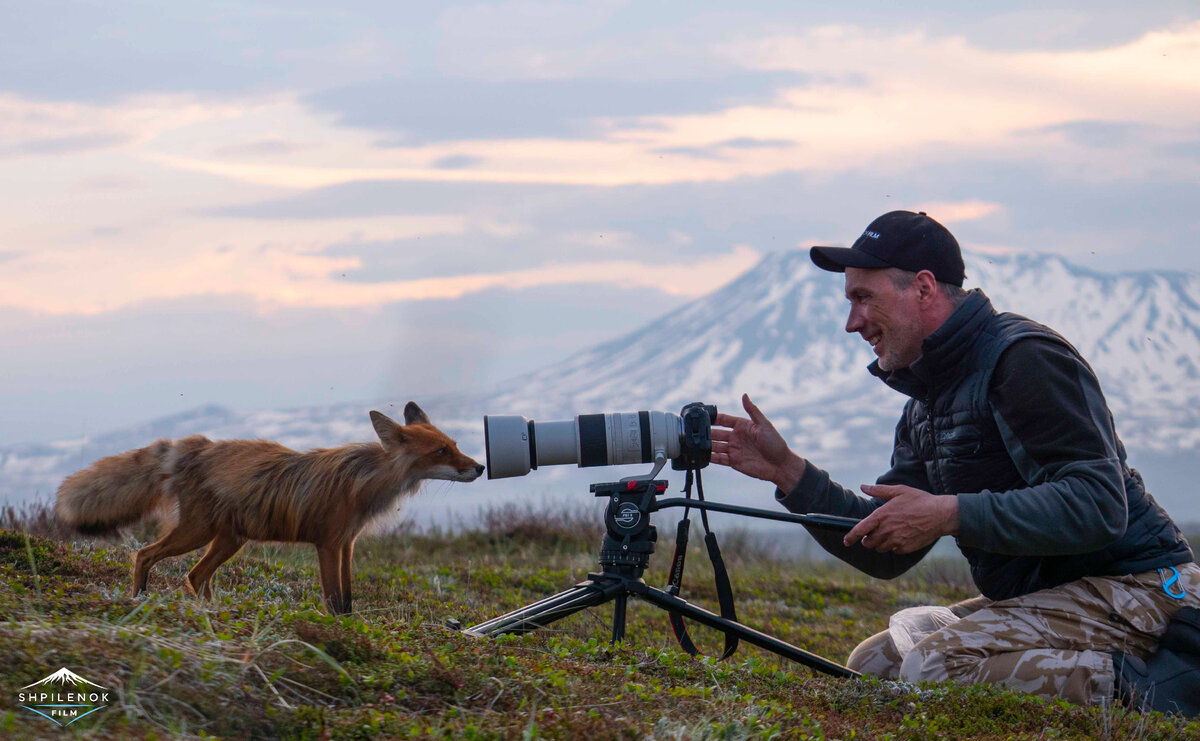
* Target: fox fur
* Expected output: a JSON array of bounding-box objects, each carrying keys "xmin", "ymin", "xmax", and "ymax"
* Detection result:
[{"xmin": 54, "ymin": 402, "xmax": 483, "ymax": 614}]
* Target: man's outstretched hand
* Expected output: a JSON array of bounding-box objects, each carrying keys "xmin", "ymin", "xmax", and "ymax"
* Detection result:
[
  {"xmin": 843, "ymin": 484, "xmax": 960, "ymax": 554},
  {"xmin": 711, "ymin": 394, "xmax": 806, "ymax": 492}
]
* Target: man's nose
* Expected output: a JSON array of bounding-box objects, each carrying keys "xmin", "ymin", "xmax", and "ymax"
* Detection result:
[{"xmin": 845, "ymin": 306, "xmax": 864, "ymax": 334}]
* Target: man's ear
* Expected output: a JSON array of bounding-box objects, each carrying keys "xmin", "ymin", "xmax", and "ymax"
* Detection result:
[
  {"xmin": 370, "ymin": 410, "xmax": 406, "ymax": 447},
  {"xmin": 403, "ymin": 401, "xmax": 431, "ymax": 426},
  {"xmin": 914, "ymin": 270, "xmax": 939, "ymax": 302}
]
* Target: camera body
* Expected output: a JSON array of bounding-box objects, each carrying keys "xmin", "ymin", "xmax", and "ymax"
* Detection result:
[
  {"xmin": 672, "ymin": 401, "xmax": 717, "ymax": 470},
  {"xmin": 483, "ymin": 402, "xmax": 717, "ymax": 479}
]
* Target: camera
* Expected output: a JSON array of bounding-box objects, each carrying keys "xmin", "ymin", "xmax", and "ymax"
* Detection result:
[{"xmin": 483, "ymin": 402, "xmax": 717, "ymax": 479}]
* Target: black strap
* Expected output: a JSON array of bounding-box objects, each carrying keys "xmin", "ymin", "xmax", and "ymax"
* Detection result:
[{"xmin": 666, "ymin": 467, "xmax": 739, "ymax": 660}]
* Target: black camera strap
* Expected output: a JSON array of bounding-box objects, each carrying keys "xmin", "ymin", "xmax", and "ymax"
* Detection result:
[{"xmin": 666, "ymin": 466, "xmax": 739, "ymax": 660}]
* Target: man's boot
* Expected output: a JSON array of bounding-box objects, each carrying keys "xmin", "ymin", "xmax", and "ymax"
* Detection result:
[{"xmin": 1112, "ymin": 606, "xmax": 1200, "ymax": 717}]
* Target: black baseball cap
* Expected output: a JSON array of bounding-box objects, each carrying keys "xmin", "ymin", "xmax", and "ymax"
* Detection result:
[{"xmin": 810, "ymin": 210, "xmax": 965, "ymax": 286}]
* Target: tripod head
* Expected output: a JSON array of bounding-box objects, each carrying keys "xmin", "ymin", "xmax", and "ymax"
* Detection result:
[{"xmin": 592, "ymin": 479, "xmax": 669, "ymax": 576}]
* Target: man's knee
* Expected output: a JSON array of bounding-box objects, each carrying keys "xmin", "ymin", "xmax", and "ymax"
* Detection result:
[
  {"xmin": 847, "ymin": 629, "xmax": 904, "ymax": 679},
  {"xmin": 898, "ymin": 643, "xmax": 952, "ymax": 683},
  {"xmin": 857, "ymin": 630, "xmax": 964, "ymax": 684}
]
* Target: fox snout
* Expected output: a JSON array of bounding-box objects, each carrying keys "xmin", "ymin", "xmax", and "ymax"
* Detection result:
[
  {"xmin": 455, "ymin": 462, "xmax": 486, "ymax": 482},
  {"xmin": 421, "ymin": 458, "xmax": 484, "ymax": 482},
  {"xmin": 444, "ymin": 455, "xmax": 485, "ymax": 482}
]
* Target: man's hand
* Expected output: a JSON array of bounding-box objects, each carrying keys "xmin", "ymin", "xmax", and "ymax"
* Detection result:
[
  {"xmin": 843, "ymin": 484, "xmax": 959, "ymax": 554},
  {"xmin": 711, "ymin": 394, "xmax": 806, "ymax": 491}
]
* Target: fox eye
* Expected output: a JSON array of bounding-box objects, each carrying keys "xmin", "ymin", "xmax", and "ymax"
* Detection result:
[{"xmin": 437, "ymin": 447, "xmax": 449, "ymax": 456}]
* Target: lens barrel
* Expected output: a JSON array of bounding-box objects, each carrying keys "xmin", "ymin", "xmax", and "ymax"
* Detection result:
[
  {"xmin": 483, "ymin": 411, "xmax": 683, "ymax": 479},
  {"xmin": 482, "ymin": 415, "xmax": 535, "ymax": 479}
]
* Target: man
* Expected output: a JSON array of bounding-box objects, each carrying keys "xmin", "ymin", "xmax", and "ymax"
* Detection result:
[{"xmin": 711, "ymin": 210, "xmax": 1199, "ymax": 710}]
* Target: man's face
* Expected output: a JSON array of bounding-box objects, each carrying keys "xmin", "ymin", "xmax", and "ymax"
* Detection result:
[{"xmin": 843, "ymin": 267, "xmax": 926, "ymax": 371}]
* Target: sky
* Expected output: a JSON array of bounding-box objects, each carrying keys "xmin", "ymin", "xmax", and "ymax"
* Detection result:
[{"xmin": 2, "ymin": 1, "xmax": 1199, "ymax": 445}]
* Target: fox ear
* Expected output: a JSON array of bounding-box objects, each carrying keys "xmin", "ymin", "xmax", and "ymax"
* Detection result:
[
  {"xmin": 369, "ymin": 410, "xmax": 406, "ymax": 446},
  {"xmin": 403, "ymin": 401, "xmax": 431, "ymax": 426}
]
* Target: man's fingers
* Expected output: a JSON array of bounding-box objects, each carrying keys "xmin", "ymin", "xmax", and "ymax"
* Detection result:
[
  {"xmin": 711, "ymin": 427, "xmax": 732, "ymax": 442},
  {"xmin": 861, "ymin": 483, "xmax": 907, "ymax": 500},
  {"xmin": 714, "ymin": 413, "xmax": 744, "ymax": 429},
  {"xmin": 844, "ymin": 516, "xmax": 876, "ymax": 546},
  {"xmin": 742, "ymin": 394, "xmax": 766, "ymax": 423},
  {"xmin": 871, "ymin": 531, "xmax": 895, "ymax": 552},
  {"xmin": 857, "ymin": 525, "xmax": 897, "ymax": 553}
]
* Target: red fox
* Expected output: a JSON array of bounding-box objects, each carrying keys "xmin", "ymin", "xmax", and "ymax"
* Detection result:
[{"xmin": 54, "ymin": 403, "xmax": 483, "ymax": 614}]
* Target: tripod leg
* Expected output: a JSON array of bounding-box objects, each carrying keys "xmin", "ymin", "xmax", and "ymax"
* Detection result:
[
  {"xmin": 465, "ymin": 577, "xmax": 627, "ymax": 637},
  {"xmin": 629, "ymin": 581, "xmax": 860, "ymax": 678},
  {"xmin": 611, "ymin": 594, "xmax": 627, "ymax": 643}
]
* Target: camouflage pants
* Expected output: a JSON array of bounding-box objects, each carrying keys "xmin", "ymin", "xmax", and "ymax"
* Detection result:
[{"xmin": 846, "ymin": 563, "xmax": 1200, "ymax": 705}]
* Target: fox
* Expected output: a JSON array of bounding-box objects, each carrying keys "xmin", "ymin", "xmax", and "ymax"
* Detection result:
[{"xmin": 54, "ymin": 403, "xmax": 483, "ymax": 614}]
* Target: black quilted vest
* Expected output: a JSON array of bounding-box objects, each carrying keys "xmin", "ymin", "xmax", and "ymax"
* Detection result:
[{"xmin": 872, "ymin": 290, "xmax": 1192, "ymax": 600}]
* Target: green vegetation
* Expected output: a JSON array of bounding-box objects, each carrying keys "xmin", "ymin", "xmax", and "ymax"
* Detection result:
[{"xmin": 1, "ymin": 503, "xmax": 1196, "ymax": 739}]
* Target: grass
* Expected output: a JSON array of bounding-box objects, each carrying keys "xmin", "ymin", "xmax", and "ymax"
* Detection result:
[{"xmin": 0, "ymin": 501, "xmax": 1197, "ymax": 740}]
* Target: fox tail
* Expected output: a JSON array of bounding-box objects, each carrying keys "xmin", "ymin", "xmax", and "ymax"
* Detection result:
[{"xmin": 54, "ymin": 437, "xmax": 206, "ymax": 535}]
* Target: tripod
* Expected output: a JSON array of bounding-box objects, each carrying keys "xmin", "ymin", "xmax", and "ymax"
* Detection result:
[{"xmin": 462, "ymin": 479, "xmax": 862, "ymax": 678}]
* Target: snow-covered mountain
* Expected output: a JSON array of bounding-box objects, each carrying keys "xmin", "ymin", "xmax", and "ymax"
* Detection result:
[{"xmin": 3, "ymin": 248, "xmax": 1199, "ymax": 524}]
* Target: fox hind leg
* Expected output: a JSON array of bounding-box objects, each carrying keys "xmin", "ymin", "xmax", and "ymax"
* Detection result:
[
  {"xmin": 186, "ymin": 532, "xmax": 247, "ymax": 599},
  {"xmin": 316, "ymin": 543, "xmax": 347, "ymax": 614},
  {"xmin": 131, "ymin": 524, "xmax": 215, "ymax": 598},
  {"xmin": 339, "ymin": 540, "xmax": 355, "ymax": 614}
]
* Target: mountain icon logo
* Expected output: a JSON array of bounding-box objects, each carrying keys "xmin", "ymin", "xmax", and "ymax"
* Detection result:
[{"xmin": 16, "ymin": 667, "xmax": 110, "ymax": 726}]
